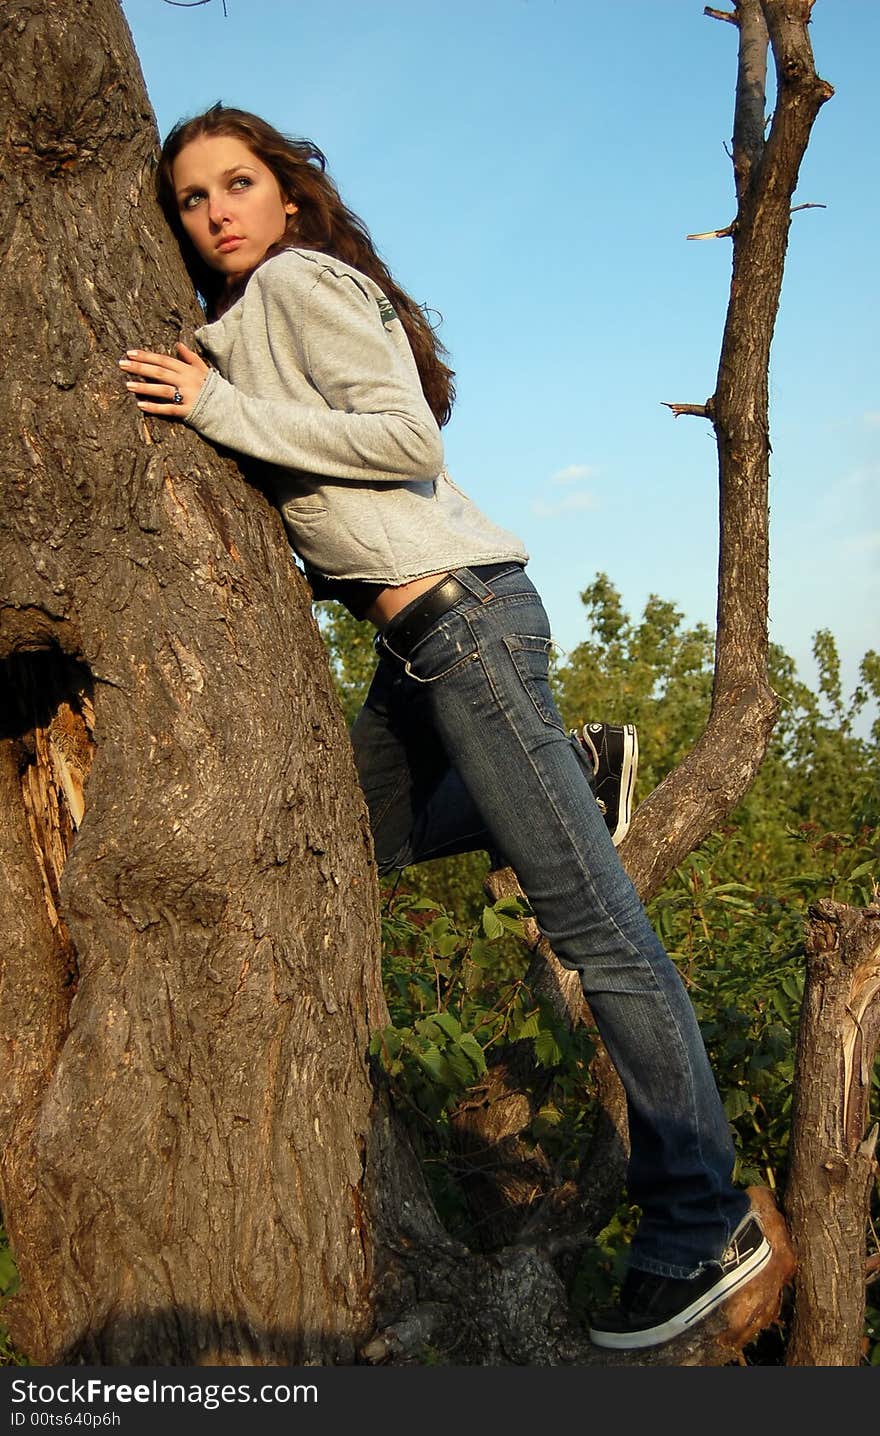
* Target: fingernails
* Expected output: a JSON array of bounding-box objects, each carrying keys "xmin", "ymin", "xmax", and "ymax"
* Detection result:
[{"xmin": 126, "ymin": 349, "xmax": 139, "ymax": 357}]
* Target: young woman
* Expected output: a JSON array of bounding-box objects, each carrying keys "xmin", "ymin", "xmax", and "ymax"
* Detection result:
[{"xmin": 120, "ymin": 106, "xmax": 770, "ymax": 1350}]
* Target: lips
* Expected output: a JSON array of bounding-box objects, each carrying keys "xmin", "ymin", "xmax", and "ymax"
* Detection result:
[{"xmin": 216, "ymin": 236, "xmax": 245, "ymax": 253}]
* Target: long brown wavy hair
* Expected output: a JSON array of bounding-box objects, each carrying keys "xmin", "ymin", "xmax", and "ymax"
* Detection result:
[{"xmin": 156, "ymin": 105, "xmax": 455, "ymax": 426}]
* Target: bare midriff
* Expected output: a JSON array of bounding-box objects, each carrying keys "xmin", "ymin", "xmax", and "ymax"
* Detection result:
[{"xmin": 365, "ymin": 571, "xmax": 449, "ymax": 628}]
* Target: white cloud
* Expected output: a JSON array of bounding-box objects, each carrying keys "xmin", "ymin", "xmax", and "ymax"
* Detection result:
[
  {"xmin": 840, "ymin": 529, "xmax": 880, "ymax": 556},
  {"xmin": 532, "ymin": 490, "xmax": 599, "ymax": 519},
  {"xmin": 551, "ymin": 463, "xmax": 597, "ymax": 486},
  {"xmin": 531, "ymin": 460, "xmax": 599, "ymax": 518},
  {"xmin": 862, "ymin": 412, "xmax": 880, "ymax": 428}
]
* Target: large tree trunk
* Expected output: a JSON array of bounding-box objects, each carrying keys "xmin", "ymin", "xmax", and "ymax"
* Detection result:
[{"xmin": 0, "ymin": 0, "xmax": 383, "ymax": 1364}]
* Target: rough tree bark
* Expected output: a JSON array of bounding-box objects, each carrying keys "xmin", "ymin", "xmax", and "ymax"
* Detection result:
[
  {"xmin": 0, "ymin": 0, "xmax": 384, "ymax": 1364},
  {"xmin": 785, "ymin": 902, "xmax": 880, "ymax": 1366}
]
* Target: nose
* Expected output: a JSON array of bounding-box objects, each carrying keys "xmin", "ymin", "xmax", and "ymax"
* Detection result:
[{"xmin": 207, "ymin": 191, "xmax": 232, "ymax": 228}]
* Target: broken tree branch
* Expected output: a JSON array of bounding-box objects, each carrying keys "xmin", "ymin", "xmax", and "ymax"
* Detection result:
[
  {"xmin": 662, "ymin": 402, "xmax": 713, "ymax": 419},
  {"xmin": 687, "ymin": 224, "xmax": 736, "ymax": 240}
]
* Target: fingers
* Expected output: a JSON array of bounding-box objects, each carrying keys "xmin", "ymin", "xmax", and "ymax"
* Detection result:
[
  {"xmin": 119, "ymin": 351, "xmax": 181, "ymax": 386},
  {"xmin": 120, "ymin": 343, "xmax": 208, "ymax": 422},
  {"xmin": 121, "ymin": 345, "xmax": 206, "ymax": 378},
  {"xmin": 175, "ymin": 341, "xmax": 208, "ymax": 371},
  {"xmin": 124, "ymin": 381, "xmax": 182, "ymax": 402},
  {"xmin": 126, "ymin": 385, "xmax": 191, "ymax": 418},
  {"xmin": 134, "ymin": 400, "xmax": 187, "ymax": 417}
]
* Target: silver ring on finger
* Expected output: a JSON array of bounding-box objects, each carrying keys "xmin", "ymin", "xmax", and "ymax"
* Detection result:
[{"xmin": 172, "ymin": 387, "xmax": 183, "ymax": 405}]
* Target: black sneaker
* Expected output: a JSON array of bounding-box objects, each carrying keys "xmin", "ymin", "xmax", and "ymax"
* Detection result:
[
  {"xmin": 588, "ymin": 1213, "xmax": 772, "ymax": 1350},
  {"xmin": 574, "ymin": 722, "xmax": 639, "ymax": 846}
]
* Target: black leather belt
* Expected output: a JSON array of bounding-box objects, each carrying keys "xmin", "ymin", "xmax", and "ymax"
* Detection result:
[{"xmin": 381, "ymin": 562, "xmax": 522, "ymax": 658}]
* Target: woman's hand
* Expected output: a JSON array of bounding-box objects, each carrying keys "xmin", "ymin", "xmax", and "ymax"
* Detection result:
[{"xmin": 119, "ymin": 342, "xmax": 209, "ymax": 420}]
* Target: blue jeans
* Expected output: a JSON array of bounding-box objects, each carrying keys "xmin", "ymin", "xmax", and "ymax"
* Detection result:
[{"xmin": 351, "ymin": 564, "xmax": 749, "ymax": 1277}]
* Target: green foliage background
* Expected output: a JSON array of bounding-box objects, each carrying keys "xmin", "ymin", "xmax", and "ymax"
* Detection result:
[{"xmin": 2, "ymin": 578, "xmax": 877, "ymax": 1364}]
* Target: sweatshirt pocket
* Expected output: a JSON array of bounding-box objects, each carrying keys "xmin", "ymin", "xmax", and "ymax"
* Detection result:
[{"xmin": 280, "ymin": 497, "xmax": 328, "ymax": 518}]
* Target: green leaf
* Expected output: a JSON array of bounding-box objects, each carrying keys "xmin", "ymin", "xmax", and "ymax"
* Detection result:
[
  {"xmin": 416, "ymin": 1016, "xmax": 447, "ymax": 1046},
  {"xmin": 737, "ymin": 1163, "xmax": 764, "ymax": 1187},
  {"xmin": 425, "ymin": 915, "xmax": 456, "ymax": 945},
  {"xmin": 781, "ymin": 973, "xmax": 804, "ymax": 1002},
  {"xmin": 535, "ymin": 1103, "xmax": 563, "ymax": 1127},
  {"xmin": 445, "ymin": 1043, "xmax": 478, "ymax": 1087},
  {"xmin": 457, "ymin": 1032, "xmax": 487, "ymax": 1076},
  {"xmin": 468, "ymin": 937, "xmax": 498, "ymax": 968},
  {"xmin": 370, "ymin": 1026, "xmax": 404, "ymax": 1061},
  {"xmin": 424, "ymin": 1011, "xmax": 463, "ymax": 1042},
  {"xmin": 510, "ymin": 1009, "xmax": 541, "ymax": 1041},
  {"xmin": 497, "ymin": 911, "xmax": 529, "ymax": 934},
  {"xmin": 0, "ymin": 1244, "xmax": 19, "ymax": 1297},
  {"xmin": 534, "ymin": 1028, "xmax": 563, "ymax": 1068},
  {"xmin": 723, "ymin": 1089, "xmax": 753, "ymax": 1121},
  {"xmin": 415, "ymin": 1044, "xmax": 458, "ymax": 1089},
  {"xmin": 481, "ymin": 907, "xmax": 505, "ymax": 940}
]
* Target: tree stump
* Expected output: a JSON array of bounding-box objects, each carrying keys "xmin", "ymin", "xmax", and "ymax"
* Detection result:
[{"xmin": 785, "ymin": 901, "xmax": 880, "ymax": 1366}]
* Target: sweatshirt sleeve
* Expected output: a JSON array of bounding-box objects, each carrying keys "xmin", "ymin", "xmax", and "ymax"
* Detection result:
[{"xmin": 184, "ymin": 259, "xmax": 445, "ymax": 484}]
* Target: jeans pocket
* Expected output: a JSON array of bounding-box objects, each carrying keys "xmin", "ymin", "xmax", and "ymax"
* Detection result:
[
  {"xmin": 388, "ymin": 611, "xmax": 479, "ymax": 684},
  {"xmin": 503, "ymin": 634, "xmax": 565, "ymax": 730}
]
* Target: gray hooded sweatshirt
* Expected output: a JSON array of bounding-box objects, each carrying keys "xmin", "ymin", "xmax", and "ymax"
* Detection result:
[{"xmin": 186, "ymin": 249, "xmax": 528, "ymax": 586}]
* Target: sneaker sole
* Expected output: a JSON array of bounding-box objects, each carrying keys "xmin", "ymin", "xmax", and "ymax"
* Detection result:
[
  {"xmin": 588, "ymin": 1232, "xmax": 772, "ymax": 1350},
  {"xmin": 608, "ymin": 724, "xmax": 639, "ymax": 846}
]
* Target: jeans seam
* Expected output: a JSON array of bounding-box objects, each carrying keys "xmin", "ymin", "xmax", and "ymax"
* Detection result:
[
  {"xmin": 627, "ymin": 1256, "xmax": 707, "ymax": 1280},
  {"xmin": 475, "ymin": 648, "xmax": 648, "ymax": 974},
  {"xmin": 470, "ymin": 661, "xmax": 669, "ymax": 1009},
  {"xmin": 503, "ymin": 634, "xmax": 566, "ymax": 732},
  {"xmin": 379, "ymin": 823, "xmax": 490, "ymax": 874},
  {"xmin": 370, "ymin": 768, "xmax": 413, "ymax": 849},
  {"xmin": 362, "ymin": 699, "xmax": 418, "ymax": 847}
]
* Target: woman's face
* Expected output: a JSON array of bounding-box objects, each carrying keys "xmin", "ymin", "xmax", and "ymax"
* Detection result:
[{"xmin": 171, "ymin": 133, "xmax": 296, "ymax": 281}]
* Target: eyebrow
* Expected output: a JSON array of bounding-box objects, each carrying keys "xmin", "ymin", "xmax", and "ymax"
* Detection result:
[{"xmin": 175, "ymin": 164, "xmax": 259, "ymax": 198}]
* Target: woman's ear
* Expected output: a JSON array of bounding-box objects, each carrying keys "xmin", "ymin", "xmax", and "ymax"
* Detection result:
[{"xmin": 284, "ymin": 200, "xmax": 298, "ymax": 216}]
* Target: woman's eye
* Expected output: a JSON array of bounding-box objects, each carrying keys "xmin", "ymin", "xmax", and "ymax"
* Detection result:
[
  {"xmin": 182, "ymin": 193, "xmax": 203, "ymax": 211},
  {"xmin": 230, "ymin": 176, "xmax": 253, "ymax": 191}
]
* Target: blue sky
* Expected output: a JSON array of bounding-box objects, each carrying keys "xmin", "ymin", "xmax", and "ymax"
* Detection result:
[{"xmin": 122, "ymin": 0, "xmax": 877, "ymax": 724}]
